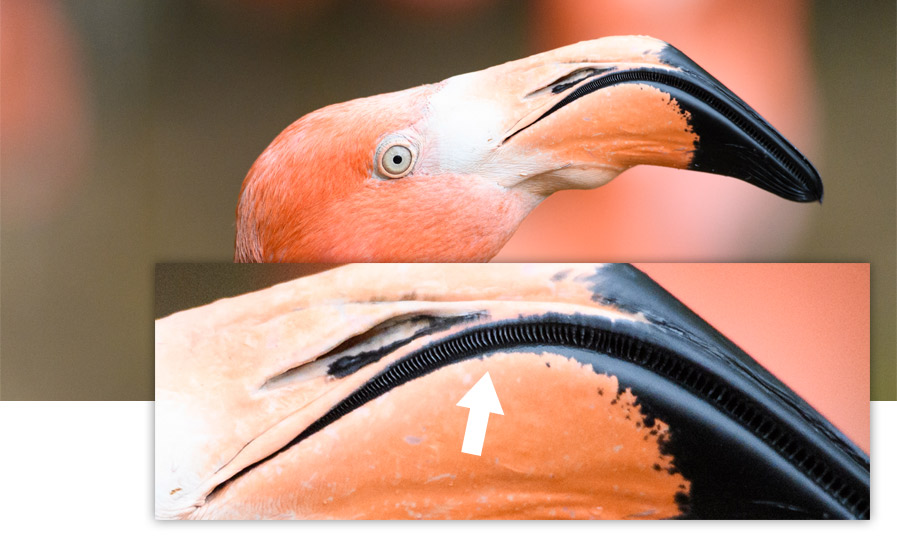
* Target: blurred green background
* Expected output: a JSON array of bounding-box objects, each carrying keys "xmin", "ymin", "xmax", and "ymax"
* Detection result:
[{"xmin": 1, "ymin": 0, "xmax": 894, "ymax": 400}]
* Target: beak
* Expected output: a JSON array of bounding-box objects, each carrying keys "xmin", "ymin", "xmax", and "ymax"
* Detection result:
[
  {"xmin": 157, "ymin": 264, "xmax": 866, "ymax": 520},
  {"xmin": 440, "ymin": 36, "xmax": 822, "ymax": 201}
]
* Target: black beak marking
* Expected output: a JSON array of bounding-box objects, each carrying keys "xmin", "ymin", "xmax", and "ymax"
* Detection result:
[{"xmin": 658, "ymin": 44, "xmax": 823, "ymax": 203}]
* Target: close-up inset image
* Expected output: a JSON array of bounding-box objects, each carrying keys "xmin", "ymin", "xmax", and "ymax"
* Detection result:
[{"xmin": 154, "ymin": 263, "xmax": 869, "ymax": 520}]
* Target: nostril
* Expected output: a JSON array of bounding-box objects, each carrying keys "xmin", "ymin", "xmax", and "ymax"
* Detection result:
[
  {"xmin": 550, "ymin": 67, "xmax": 613, "ymax": 94},
  {"xmin": 524, "ymin": 67, "xmax": 613, "ymax": 99}
]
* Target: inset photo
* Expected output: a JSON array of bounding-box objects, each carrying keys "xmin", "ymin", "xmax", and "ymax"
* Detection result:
[{"xmin": 154, "ymin": 263, "xmax": 869, "ymax": 520}]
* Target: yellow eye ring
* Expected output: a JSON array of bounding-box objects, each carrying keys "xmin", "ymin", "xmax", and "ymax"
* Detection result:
[{"xmin": 376, "ymin": 137, "xmax": 417, "ymax": 178}]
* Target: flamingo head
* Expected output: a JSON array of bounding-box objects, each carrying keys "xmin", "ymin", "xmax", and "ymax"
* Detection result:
[{"xmin": 236, "ymin": 36, "xmax": 821, "ymax": 262}]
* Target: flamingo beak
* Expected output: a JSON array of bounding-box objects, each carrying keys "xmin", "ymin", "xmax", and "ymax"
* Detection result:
[
  {"xmin": 156, "ymin": 264, "xmax": 867, "ymax": 520},
  {"xmin": 432, "ymin": 36, "xmax": 821, "ymax": 201}
]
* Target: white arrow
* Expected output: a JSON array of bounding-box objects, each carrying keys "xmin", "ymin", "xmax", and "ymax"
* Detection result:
[{"xmin": 456, "ymin": 372, "xmax": 504, "ymax": 456}]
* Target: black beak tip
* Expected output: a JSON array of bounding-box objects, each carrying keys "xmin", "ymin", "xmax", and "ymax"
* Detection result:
[
  {"xmin": 683, "ymin": 119, "xmax": 825, "ymax": 204},
  {"xmin": 799, "ymin": 164, "xmax": 824, "ymax": 203},
  {"xmin": 658, "ymin": 44, "xmax": 825, "ymax": 204},
  {"xmin": 770, "ymin": 156, "xmax": 823, "ymax": 203},
  {"xmin": 670, "ymin": 88, "xmax": 825, "ymax": 204}
]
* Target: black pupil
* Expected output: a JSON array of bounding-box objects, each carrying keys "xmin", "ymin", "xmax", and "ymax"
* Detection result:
[{"xmin": 392, "ymin": 154, "xmax": 403, "ymax": 165}]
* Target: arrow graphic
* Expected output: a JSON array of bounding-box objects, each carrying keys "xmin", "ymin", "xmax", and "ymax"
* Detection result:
[{"xmin": 456, "ymin": 372, "xmax": 504, "ymax": 456}]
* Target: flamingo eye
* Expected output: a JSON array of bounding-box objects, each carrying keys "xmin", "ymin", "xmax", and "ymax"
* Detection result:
[{"xmin": 376, "ymin": 137, "xmax": 417, "ymax": 178}]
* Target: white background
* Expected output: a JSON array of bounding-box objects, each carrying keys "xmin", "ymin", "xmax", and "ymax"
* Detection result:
[{"xmin": 1, "ymin": 401, "xmax": 892, "ymax": 543}]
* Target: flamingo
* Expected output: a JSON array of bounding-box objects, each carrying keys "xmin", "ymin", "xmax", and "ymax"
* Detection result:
[{"xmin": 235, "ymin": 36, "xmax": 821, "ymax": 262}]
